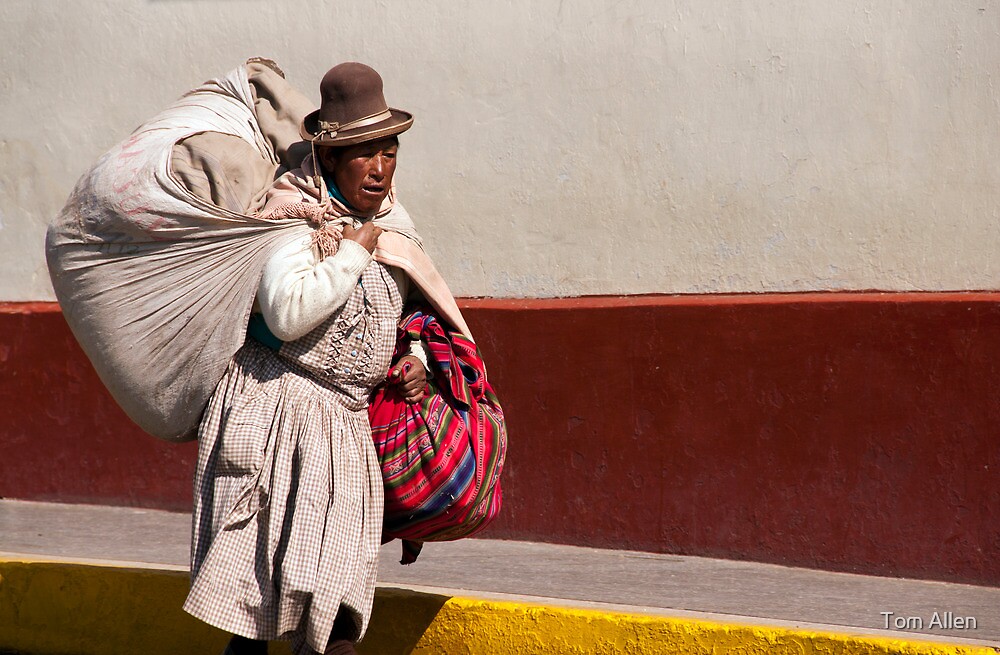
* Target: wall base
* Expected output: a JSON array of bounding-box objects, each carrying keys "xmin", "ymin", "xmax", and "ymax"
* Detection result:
[{"xmin": 1, "ymin": 295, "xmax": 997, "ymax": 585}]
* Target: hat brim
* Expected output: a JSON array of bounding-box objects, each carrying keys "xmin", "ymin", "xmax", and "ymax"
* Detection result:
[{"xmin": 300, "ymin": 108, "xmax": 413, "ymax": 146}]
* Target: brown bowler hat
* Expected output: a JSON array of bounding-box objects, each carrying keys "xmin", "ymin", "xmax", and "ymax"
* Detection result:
[{"xmin": 300, "ymin": 62, "xmax": 413, "ymax": 146}]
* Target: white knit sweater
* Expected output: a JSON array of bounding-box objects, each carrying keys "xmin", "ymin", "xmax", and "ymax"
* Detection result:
[{"xmin": 256, "ymin": 235, "xmax": 429, "ymax": 368}]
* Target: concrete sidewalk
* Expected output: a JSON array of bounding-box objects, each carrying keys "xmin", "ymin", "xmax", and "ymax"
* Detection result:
[{"xmin": 1, "ymin": 499, "xmax": 998, "ymax": 653}]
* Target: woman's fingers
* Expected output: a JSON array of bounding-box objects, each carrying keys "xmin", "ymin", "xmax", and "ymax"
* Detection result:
[
  {"xmin": 403, "ymin": 388, "xmax": 426, "ymax": 404},
  {"xmin": 342, "ymin": 222, "xmax": 382, "ymax": 253},
  {"xmin": 398, "ymin": 376, "xmax": 424, "ymax": 395},
  {"xmin": 390, "ymin": 356, "xmax": 427, "ymax": 404},
  {"xmin": 400, "ymin": 378, "xmax": 426, "ymax": 404}
]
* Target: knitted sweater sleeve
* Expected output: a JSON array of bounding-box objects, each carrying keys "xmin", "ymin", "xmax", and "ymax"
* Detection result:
[{"xmin": 257, "ymin": 236, "xmax": 372, "ymax": 342}]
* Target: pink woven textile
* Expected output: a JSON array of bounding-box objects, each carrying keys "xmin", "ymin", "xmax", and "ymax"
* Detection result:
[{"xmin": 369, "ymin": 305, "xmax": 507, "ymax": 558}]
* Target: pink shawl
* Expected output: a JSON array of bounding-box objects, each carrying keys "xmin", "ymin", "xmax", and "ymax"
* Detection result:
[{"xmin": 258, "ymin": 154, "xmax": 472, "ymax": 340}]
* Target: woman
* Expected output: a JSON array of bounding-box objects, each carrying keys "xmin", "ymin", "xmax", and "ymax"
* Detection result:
[{"xmin": 183, "ymin": 62, "xmax": 438, "ymax": 655}]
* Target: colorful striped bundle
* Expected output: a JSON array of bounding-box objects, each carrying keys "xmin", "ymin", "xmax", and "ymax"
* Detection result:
[{"xmin": 369, "ymin": 306, "xmax": 507, "ymax": 557}]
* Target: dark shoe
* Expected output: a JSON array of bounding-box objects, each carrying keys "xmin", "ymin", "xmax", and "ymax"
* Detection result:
[
  {"xmin": 323, "ymin": 639, "xmax": 357, "ymax": 655},
  {"xmin": 324, "ymin": 608, "xmax": 358, "ymax": 654},
  {"xmin": 224, "ymin": 635, "xmax": 269, "ymax": 655}
]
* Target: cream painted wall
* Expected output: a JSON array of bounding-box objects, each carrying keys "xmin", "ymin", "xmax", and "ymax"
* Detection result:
[{"xmin": 2, "ymin": 1, "xmax": 999, "ymax": 300}]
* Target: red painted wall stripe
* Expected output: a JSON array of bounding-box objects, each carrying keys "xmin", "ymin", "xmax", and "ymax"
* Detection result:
[
  {"xmin": 0, "ymin": 303, "xmax": 195, "ymax": 507},
  {"xmin": 1, "ymin": 297, "xmax": 997, "ymax": 585}
]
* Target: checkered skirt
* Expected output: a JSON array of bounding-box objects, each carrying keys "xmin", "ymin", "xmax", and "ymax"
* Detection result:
[{"xmin": 184, "ymin": 262, "xmax": 402, "ymax": 653}]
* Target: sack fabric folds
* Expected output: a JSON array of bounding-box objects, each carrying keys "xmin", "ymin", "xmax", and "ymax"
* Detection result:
[{"xmin": 45, "ymin": 59, "xmax": 316, "ymax": 442}]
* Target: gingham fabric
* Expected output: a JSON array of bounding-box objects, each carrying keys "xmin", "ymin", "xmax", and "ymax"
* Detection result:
[{"xmin": 184, "ymin": 260, "xmax": 402, "ymax": 654}]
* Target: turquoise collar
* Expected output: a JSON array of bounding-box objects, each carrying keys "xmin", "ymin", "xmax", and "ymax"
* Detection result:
[{"xmin": 320, "ymin": 167, "xmax": 355, "ymax": 210}]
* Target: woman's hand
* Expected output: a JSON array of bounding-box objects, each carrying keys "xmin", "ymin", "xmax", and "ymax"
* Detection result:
[
  {"xmin": 342, "ymin": 222, "xmax": 383, "ymax": 253},
  {"xmin": 389, "ymin": 355, "xmax": 427, "ymax": 404}
]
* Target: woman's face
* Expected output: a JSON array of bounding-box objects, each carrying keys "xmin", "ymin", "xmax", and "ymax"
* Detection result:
[{"xmin": 321, "ymin": 137, "xmax": 398, "ymax": 216}]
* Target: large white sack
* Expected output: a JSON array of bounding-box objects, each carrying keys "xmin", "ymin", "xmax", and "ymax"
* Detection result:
[{"xmin": 46, "ymin": 59, "xmax": 316, "ymax": 442}]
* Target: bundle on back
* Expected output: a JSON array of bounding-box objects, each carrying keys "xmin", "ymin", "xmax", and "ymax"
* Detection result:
[{"xmin": 45, "ymin": 59, "xmax": 315, "ymax": 442}]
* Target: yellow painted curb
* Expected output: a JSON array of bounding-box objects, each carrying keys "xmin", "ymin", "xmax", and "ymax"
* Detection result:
[
  {"xmin": 399, "ymin": 596, "xmax": 1000, "ymax": 654},
  {"xmin": 1, "ymin": 558, "xmax": 996, "ymax": 655}
]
